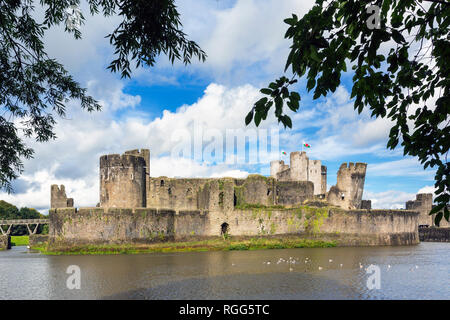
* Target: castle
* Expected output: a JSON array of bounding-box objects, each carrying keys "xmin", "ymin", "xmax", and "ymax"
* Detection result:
[
  {"xmin": 47, "ymin": 148, "xmax": 424, "ymax": 247},
  {"xmin": 52, "ymin": 149, "xmax": 369, "ymax": 211}
]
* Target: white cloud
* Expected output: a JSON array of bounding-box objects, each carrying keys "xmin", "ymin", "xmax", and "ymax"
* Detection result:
[
  {"xmin": 365, "ymin": 184, "xmax": 436, "ymax": 209},
  {"xmin": 0, "ymin": 83, "xmax": 273, "ymax": 210},
  {"xmin": 367, "ymin": 158, "xmax": 434, "ymax": 178},
  {"xmin": 364, "ymin": 190, "xmax": 415, "ymax": 209}
]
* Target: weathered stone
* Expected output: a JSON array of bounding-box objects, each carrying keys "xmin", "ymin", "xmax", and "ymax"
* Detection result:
[
  {"xmin": 419, "ymin": 227, "xmax": 450, "ymax": 242},
  {"xmin": 361, "ymin": 200, "xmax": 372, "ymax": 210},
  {"xmin": 29, "ymin": 234, "xmax": 49, "ymax": 246},
  {"xmin": 51, "ymin": 184, "xmax": 74, "ymax": 208},
  {"xmin": 327, "ymin": 162, "xmax": 367, "ymax": 209},
  {"xmin": 48, "ymin": 205, "xmax": 420, "ymax": 246},
  {"xmin": 0, "ymin": 235, "xmax": 11, "ymax": 250},
  {"xmin": 270, "ymin": 151, "xmax": 326, "ymax": 195},
  {"xmin": 99, "ymin": 151, "xmax": 148, "ymax": 208}
]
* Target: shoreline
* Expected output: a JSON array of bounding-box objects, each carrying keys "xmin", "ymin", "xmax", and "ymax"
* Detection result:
[{"xmin": 31, "ymin": 237, "xmax": 337, "ymax": 255}]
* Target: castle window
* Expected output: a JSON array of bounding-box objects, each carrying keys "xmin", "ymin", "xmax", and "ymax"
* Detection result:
[
  {"xmin": 341, "ymin": 193, "xmax": 345, "ymax": 200},
  {"xmin": 168, "ymin": 187, "xmax": 172, "ymax": 195},
  {"xmin": 219, "ymin": 192, "xmax": 224, "ymax": 207},
  {"xmin": 160, "ymin": 180, "xmax": 164, "ymax": 187}
]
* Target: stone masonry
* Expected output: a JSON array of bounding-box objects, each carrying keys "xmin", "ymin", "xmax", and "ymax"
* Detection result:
[
  {"xmin": 47, "ymin": 148, "xmax": 427, "ymax": 247},
  {"xmin": 405, "ymin": 193, "xmax": 450, "ymax": 227},
  {"xmin": 326, "ymin": 162, "xmax": 367, "ymax": 210},
  {"xmin": 270, "ymin": 151, "xmax": 327, "ymax": 195},
  {"xmin": 50, "ymin": 185, "xmax": 74, "ymax": 208}
]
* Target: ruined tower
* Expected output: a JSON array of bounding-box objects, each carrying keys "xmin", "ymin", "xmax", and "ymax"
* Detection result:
[
  {"xmin": 270, "ymin": 152, "xmax": 327, "ymax": 195},
  {"xmin": 327, "ymin": 162, "xmax": 367, "ymax": 209},
  {"xmin": 406, "ymin": 193, "xmax": 433, "ymax": 226},
  {"xmin": 50, "ymin": 184, "xmax": 74, "ymax": 208},
  {"xmin": 99, "ymin": 149, "xmax": 149, "ymax": 208}
]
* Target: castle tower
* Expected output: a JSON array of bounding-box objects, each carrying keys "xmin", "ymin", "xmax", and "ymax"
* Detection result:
[
  {"xmin": 327, "ymin": 162, "xmax": 367, "ymax": 209},
  {"xmin": 99, "ymin": 150, "xmax": 148, "ymax": 208},
  {"xmin": 406, "ymin": 193, "xmax": 433, "ymax": 226},
  {"xmin": 50, "ymin": 184, "xmax": 74, "ymax": 208},
  {"xmin": 289, "ymin": 151, "xmax": 309, "ymax": 181},
  {"xmin": 270, "ymin": 160, "xmax": 285, "ymax": 178},
  {"xmin": 270, "ymin": 152, "xmax": 327, "ymax": 196}
]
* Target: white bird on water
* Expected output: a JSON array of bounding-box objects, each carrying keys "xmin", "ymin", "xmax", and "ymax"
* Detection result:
[
  {"xmin": 318, "ymin": 266, "xmax": 323, "ymax": 270},
  {"xmin": 329, "ymin": 259, "xmax": 333, "ymax": 263},
  {"xmin": 26, "ymin": 245, "xmax": 30, "ymax": 249},
  {"xmin": 340, "ymin": 264, "xmax": 343, "ymax": 267}
]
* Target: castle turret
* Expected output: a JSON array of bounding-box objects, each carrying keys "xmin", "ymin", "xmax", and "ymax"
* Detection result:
[
  {"xmin": 271, "ymin": 151, "xmax": 326, "ymax": 196},
  {"xmin": 99, "ymin": 150, "xmax": 148, "ymax": 208},
  {"xmin": 50, "ymin": 184, "xmax": 74, "ymax": 209},
  {"xmin": 327, "ymin": 162, "xmax": 367, "ymax": 209},
  {"xmin": 289, "ymin": 151, "xmax": 309, "ymax": 181},
  {"xmin": 406, "ymin": 193, "xmax": 433, "ymax": 226},
  {"xmin": 270, "ymin": 160, "xmax": 285, "ymax": 178}
]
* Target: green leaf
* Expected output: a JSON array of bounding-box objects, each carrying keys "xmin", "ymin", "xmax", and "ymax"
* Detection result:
[
  {"xmin": 245, "ymin": 110, "xmax": 254, "ymax": 126},
  {"xmin": 391, "ymin": 30, "xmax": 405, "ymax": 44}
]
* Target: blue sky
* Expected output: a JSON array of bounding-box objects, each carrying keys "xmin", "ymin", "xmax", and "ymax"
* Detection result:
[{"xmin": 0, "ymin": 0, "xmax": 436, "ymax": 212}]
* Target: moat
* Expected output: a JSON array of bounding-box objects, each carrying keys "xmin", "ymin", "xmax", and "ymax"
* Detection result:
[{"xmin": 0, "ymin": 242, "xmax": 448, "ymax": 299}]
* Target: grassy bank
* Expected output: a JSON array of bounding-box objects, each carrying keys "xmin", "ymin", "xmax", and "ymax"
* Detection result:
[
  {"xmin": 31, "ymin": 237, "xmax": 337, "ymax": 255},
  {"xmin": 11, "ymin": 235, "xmax": 29, "ymax": 246}
]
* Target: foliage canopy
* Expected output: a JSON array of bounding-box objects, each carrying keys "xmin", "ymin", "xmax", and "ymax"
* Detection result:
[
  {"xmin": 0, "ymin": 0, "xmax": 206, "ymax": 192},
  {"xmin": 246, "ymin": 0, "xmax": 449, "ymax": 225}
]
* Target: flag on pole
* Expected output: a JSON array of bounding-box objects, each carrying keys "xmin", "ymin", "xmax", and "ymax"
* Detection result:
[
  {"xmin": 281, "ymin": 151, "xmax": 287, "ymax": 156},
  {"xmin": 303, "ymin": 142, "xmax": 311, "ymax": 148}
]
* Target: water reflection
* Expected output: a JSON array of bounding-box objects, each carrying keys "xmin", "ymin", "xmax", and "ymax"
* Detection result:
[{"xmin": 0, "ymin": 243, "xmax": 448, "ymax": 299}]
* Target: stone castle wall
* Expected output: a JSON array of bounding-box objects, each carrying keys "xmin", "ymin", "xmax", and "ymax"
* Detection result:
[
  {"xmin": 48, "ymin": 207, "xmax": 419, "ymax": 246},
  {"xmin": 147, "ymin": 175, "xmax": 314, "ymax": 212},
  {"xmin": 405, "ymin": 193, "xmax": 450, "ymax": 227}
]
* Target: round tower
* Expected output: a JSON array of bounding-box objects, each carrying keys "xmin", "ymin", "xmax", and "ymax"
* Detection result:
[{"xmin": 99, "ymin": 153, "xmax": 147, "ymax": 208}]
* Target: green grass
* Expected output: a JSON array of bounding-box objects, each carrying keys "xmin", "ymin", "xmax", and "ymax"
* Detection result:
[
  {"xmin": 31, "ymin": 237, "xmax": 337, "ymax": 255},
  {"xmin": 11, "ymin": 235, "xmax": 29, "ymax": 246}
]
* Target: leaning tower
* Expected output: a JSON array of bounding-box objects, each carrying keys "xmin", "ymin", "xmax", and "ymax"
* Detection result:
[{"xmin": 99, "ymin": 149, "xmax": 149, "ymax": 208}]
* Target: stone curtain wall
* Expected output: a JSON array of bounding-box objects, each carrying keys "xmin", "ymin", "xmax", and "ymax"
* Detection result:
[
  {"xmin": 320, "ymin": 209, "xmax": 419, "ymax": 245},
  {"xmin": 49, "ymin": 207, "xmax": 176, "ymax": 244},
  {"xmin": 419, "ymin": 227, "xmax": 450, "ymax": 242},
  {"xmin": 49, "ymin": 207, "xmax": 419, "ymax": 246}
]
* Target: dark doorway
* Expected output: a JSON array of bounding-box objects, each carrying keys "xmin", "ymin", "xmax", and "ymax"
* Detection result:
[{"xmin": 221, "ymin": 222, "xmax": 229, "ymax": 235}]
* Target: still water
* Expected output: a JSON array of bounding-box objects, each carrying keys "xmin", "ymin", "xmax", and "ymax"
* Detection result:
[{"xmin": 0, "ymin": 243, "xmax": 448, "ymax": 300}]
